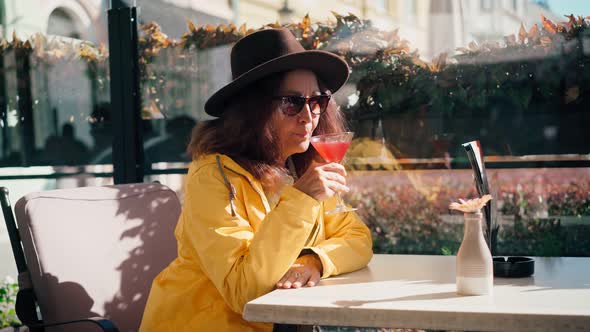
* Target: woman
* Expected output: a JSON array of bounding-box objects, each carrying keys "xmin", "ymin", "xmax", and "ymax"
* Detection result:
[{"xmin": 140, "ymin": 28, "xmax": 373, "ymax": 331}]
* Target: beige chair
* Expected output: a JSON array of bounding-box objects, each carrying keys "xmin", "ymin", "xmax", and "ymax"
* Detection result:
[{"xmin": 1, "ymin": 183, "xmax": 180, "ymax": 332}]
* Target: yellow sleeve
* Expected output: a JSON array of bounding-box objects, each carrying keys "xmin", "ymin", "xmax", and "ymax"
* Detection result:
[
  {"xmin": 307, "ymin": 198, "xmax": 374, "ymax": 278},
  {"xmin": 181, "ymin": 165, "xmax": 321, "ymax": 314}
]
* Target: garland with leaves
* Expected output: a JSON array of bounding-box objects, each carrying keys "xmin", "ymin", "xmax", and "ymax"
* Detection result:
[
  {"xmin": 1, "ymin": 12, "xmax": 588, "ymax": 123},
  {"xmin": 1, "ymin": 13, "xmax": 587, "ymax": 72}
]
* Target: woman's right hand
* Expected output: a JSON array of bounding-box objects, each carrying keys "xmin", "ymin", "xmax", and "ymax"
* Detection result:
[{"xmin": 293, "ymin": 162, "xmax": 349, "ymax": 202}]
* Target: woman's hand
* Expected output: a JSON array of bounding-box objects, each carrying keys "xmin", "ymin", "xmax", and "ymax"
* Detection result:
[
  {"xmin": 276, "ymin": 254, "xmax": 323, "ymax": 289},
  {"xmin": 293, "ymin": 162, "xmax": 348, "ymax": 202}
]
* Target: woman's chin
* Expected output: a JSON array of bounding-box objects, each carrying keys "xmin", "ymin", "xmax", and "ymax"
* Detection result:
[
  {"xmin": 286, "ymin": 143, "xmax": 310, "ymax": 156},
  {"xmin": 298, "ymin": 142, "xmax": 311, "ymax": 152}
]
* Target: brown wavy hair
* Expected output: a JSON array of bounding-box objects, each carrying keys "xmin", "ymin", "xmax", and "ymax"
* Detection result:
[{"xmin": 187, "ymin": 71, "xmax": 346, "ymax": 192}]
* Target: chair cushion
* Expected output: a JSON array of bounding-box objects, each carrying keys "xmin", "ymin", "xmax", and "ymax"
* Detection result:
[{"xmin": 14, "ymin": 183, "xmax": 180, "ymax": 332}]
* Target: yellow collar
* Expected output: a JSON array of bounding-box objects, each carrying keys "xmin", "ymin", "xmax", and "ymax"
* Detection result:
[{"xmin": 194, "ymin": 154, "xmax": 271, "ymax": 213}]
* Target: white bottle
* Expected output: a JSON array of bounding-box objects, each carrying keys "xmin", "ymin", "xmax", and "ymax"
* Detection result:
[{"xmin": 456, "ymin": 211, "xmax": 493, "ymax": 295}]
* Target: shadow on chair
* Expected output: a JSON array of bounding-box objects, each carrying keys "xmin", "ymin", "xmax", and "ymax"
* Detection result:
[
  {"xmin": 0, "ymin": 183, "xmax": 181, "ymax": 332},
  {"xmin": 36, "ymin": 273, "xmax": 104, "ymax": 331}
]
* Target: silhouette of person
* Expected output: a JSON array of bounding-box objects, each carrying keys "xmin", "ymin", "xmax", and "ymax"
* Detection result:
[
  {"xmin": 42, "ymin": 123, "xmax": 89, "ymax": 165},
  {"xmin": 89, "ymin": 102, "xmax": 113, "ymax": 164},
  {"xmin": 144, "ymin": 115, "xmax": 196, "ymax": 164}
]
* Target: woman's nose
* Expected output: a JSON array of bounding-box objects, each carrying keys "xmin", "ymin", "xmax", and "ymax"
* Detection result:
[{"xmin": 298, "ymin": 103, "xmax": 313, "ymax": 123}]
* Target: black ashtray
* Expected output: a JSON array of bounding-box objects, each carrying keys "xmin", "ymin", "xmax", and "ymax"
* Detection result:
[{"xmin": 493, "ymin": 256, "xmax": 535, "ymax": 278}]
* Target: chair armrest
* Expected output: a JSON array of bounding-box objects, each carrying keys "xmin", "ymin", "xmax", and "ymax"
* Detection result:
[{"xmin": 25, "ymin": 317, "xmax": 119, "ymax": 332}]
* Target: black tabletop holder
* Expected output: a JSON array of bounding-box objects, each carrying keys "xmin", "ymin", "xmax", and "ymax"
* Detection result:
[
  {"xmin": 492, "ymin": 256, "xmax": 535, "ymax": 278},
  {"xmin": 463, "ymin": 141, "xmax": 535, "ymax": 278}
]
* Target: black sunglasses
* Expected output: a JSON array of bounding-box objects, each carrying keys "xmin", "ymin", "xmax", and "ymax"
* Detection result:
[{"xmin": 272, "ymin": 94, "xmax": 331, "ymax": 116}]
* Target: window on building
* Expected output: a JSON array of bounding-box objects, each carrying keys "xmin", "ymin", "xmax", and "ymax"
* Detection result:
[
  {"xmin": 47, "ymin": 8, "xmax": 81, "ymax": 39},
  {"xmin": 375, "ymin": 0, "xmax": 388, "ymax": 13},
  {"xmin": 431, "ymin": 0, "xmax": 452, "ymax": 14},
  {"xmin": 481, "ymin": 0, "xmax": 493, "ymax": 11},
  {"xmin": 407, "ymin": 0, "xmax": 418, "ymax": 17}
]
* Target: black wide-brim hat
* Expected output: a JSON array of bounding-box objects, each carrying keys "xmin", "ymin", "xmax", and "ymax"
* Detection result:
[{"xmin": 204, "ymin": 28, "xmax": 350, "ymax": 117}]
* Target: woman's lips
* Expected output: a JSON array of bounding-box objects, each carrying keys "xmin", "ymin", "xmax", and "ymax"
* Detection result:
[{"xmin": 293, "ymin": 132, "xmax": 308, "ymax": 139}]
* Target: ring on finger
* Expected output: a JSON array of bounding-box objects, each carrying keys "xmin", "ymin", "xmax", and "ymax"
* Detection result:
[{"xmin": 294, "ymin": 272, "xmax": 301, "ymax": 278}]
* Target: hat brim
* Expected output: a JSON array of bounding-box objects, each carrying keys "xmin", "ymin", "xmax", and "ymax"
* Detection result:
[{"xmin": 204, "ymin": 50, "xmax": 350, "ymax": 116}]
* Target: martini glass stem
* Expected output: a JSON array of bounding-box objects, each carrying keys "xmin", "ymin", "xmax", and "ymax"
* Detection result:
[
  {"xmin": 326, "ymin": 191, "xmax": 356, "ymax": 214},
  {"xmin": 336, "ymin": 193, "xmax": 346, "ymax": 211}
]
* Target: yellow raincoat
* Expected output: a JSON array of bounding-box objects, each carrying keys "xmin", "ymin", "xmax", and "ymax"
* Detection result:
[{"xmin": 140, "ymin": 154, "xmax": 373, "ymax": 331}]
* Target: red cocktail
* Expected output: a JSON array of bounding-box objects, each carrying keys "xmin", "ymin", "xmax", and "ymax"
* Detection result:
[
  {"xmin": 310, "ymin": 132, "xmax": 356, "ymax": 214},
  {"xmin": 311, "ymin": 141, "xmax": 351, "ymax": 163}
]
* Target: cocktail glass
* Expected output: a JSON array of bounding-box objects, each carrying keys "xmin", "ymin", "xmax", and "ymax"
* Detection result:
[{"xmin": 310, "ymin": 131, "xmax": 357, "ymax": 214}]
